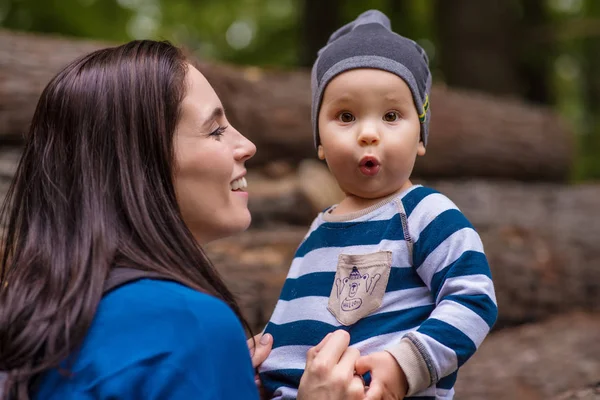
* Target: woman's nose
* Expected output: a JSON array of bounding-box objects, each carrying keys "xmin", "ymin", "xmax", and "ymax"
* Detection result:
[{"xmin": 233, "ymin": 127, "xmax": 256, "ymax": 162}]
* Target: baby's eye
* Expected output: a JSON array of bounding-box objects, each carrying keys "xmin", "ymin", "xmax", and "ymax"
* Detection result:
[
  {"xmin": 383, "ymin": 111, "xmax": 400, "ymax": 122},
  {"xmin": 338, "ymin": 112, "xmax": 355, "ymax": 123}
]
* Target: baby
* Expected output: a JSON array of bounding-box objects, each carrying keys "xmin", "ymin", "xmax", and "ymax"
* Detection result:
[{"xmin": 259, "ymin": 9, "xmax": 498, "ymax": 400}]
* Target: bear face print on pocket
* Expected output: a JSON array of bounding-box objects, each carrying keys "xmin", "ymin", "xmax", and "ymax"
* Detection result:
[{"xmin": 327, "ymin": 251, "xmax": 392, "ymax": 326}]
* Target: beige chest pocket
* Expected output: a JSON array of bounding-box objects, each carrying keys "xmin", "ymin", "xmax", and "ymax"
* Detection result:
[{"xmin": 327, "ymin": 251, "xmax": 392, "ymax": 326}]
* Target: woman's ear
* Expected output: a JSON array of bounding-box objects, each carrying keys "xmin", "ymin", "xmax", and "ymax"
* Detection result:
[
  {"xmin": 417, "ymin": 142, "xmax": 426, "ymax": 157},
  {"xmin": 317, "ymin": 145, "xmax": 326, "ymax": 160}
]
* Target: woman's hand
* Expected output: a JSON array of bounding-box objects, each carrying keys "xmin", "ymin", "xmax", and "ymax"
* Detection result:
[
  {"xmin": 297, "ymin": 330, "xmax": 366, "ymax": 400},
  {"xmin": 248, "ymin": 332, "xmax": 273, "ymax": 369},
  {"xmin": 248, "ymin": 332, "xmax": 273, "ymax": 399}
]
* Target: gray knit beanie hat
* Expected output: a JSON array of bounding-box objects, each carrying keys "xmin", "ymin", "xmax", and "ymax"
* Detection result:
[{"xmin": 311, "ymin": 9, "xmax": 431, "ymax": 148}]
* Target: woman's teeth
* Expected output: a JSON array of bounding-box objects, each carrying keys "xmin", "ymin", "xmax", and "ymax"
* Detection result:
[{"xmin": 230, "ymin": 177, "xmax": 247, "ymax": 191}]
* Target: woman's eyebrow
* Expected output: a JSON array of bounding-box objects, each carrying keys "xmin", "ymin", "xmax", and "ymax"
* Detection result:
[{"xmin": 202, "ymin": 106, "xmax": 225, "ymax": 129}]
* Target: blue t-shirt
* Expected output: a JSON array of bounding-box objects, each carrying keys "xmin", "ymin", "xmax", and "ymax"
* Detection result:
[{"xmin": 34, "ymin": 279, "xmax": 259, "ymax": 399}]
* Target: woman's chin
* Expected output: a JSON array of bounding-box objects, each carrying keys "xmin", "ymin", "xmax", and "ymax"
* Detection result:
[
  {"xmin": 238, "ymin": 211, "xmax": 252, "ymax": 232},
  {"xmin": 191, "ymin": 210, "xmax": 251, "ymax": 244},
  {"xmin": 219, "ymin": 211, "xmax": 252, "ymax": 239}
]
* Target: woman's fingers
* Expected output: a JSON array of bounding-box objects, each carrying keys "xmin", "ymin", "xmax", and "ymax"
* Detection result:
[
  {"xmin": 247, "ymin": 334, "xmax": 259, "ymax": 355},
  {"xmin": 364, "ymin": 381, "xmax": 384, "ymax": 400},
  {"xmin": 347, "ymin": 375, "xmax": 369, "ymax": 400},
  {"xmin": 311, "ymin": 330, "xmax": 350, "ymax": 365},
  {"xmin": 337, "ymin": 345, "xmax": 360, "ymax": 375},
  {"xmin": 310, "ymin": 332, "xmax": 333, "ymax": 353},
  {"xmin": 249, "ymin": 333, "xmax": 273, "ymax": 369},
  {"xmin": 306, "ymin": 331, "xmax": 333, "ymax": 362},
  {"xmin": 298, "ymin": 331, "xmax": 367, "ymax": 400}
]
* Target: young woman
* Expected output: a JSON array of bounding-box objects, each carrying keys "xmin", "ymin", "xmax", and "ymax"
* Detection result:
[{"xmin": 0, "ymin": 40, "xmax": 365, "ymax": 400}]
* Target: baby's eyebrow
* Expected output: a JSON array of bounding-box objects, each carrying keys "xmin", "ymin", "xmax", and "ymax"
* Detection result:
[
  {"xmin": 383, "ymin": 94, "xmax": 414, "ymax": 106},
  {"xmin": 324, "ymin": 95, "xmax": 355, "ymax": 107},
  {"xmin": 383, "ymin": 93, "xmax": 406, "ymax": 101}
]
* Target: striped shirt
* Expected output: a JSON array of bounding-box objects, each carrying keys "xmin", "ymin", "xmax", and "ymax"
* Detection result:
[{"xmin": 259, "ymin": 185, "xmax": 497, "ymax": 400}]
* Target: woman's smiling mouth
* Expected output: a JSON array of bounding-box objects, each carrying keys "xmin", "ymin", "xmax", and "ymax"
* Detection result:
[{"xmin": 230, "ymin": 177, "xmax": 247, "ymax": 191}]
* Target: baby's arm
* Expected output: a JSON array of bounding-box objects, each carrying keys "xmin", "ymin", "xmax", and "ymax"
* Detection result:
[{"xmin": 387, "ymin": 191, "xmax": 498, "ymax": 396}]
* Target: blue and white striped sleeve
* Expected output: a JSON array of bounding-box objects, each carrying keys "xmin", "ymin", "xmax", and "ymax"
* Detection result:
[{"xmin": 387, "ymin": 190, "xmax": 498, "ymax": 395}]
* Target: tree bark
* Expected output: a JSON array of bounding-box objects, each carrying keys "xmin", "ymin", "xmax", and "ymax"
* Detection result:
[
  {"xmin": 0, "ymin": 29, "xmax": 573, "ymax": 181},
  {"xmin": 553, "ymin": 384, "xmax": 600, "ymax": 400},
  {"xmin": 581, "ymin": 0, "xmax": 600, "ymax": 179},
  {"xmin": 205, "ymin": 228, "xmax": 307, "ymax": 333},
  {"xmin": 519, "ymin": 0, "xmax": 555, "ymax": 105},
  {"xmin": 388, "ymin": 0, "xmax": 415, "ymax": 38},
  {"xmin": 455, "ymin": 313, "xmax": 600, "ymax": 400},
  {"xmin": 433, "ymin": 0, "xmax": 522, "ymax": 97},
  {"xmin": 298, "ymin": 0, "xmax": 342, "ymax": 67}
]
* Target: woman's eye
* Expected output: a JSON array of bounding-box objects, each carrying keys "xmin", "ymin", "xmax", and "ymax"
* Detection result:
[
  {"xmin": 209, "ymin": 125, "xmax": 228, "ymax": 139},
  {"xmin": 384, "ymin": 112, "xmax": 399, "ymax": 122},
  {"xmin": 338, "ymin": 112, "xmax": 355, "ymax": 123}
]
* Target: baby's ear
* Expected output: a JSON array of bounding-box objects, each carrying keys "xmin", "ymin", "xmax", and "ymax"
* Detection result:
[
  {"xmin": 317, "ymin": 145, "xmax": 326, "ymax": 160},
  {"xmin": 417, "ymin": 141, "xmax": 426, "ymax": 156}
]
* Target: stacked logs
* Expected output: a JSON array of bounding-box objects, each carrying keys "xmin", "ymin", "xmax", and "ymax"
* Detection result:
[
  {"xmin": 0, "ymin": 29, "xmax": 574, "ymax": 180},
  {"xmin": 0, "ymin": 30, "xmax": 598, "ymax": 399}
]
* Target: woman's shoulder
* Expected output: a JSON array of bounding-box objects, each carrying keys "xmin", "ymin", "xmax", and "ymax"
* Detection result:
[
  {"xmin": 70, "ymin": 279, "xmax": 248, "ymax": 371},
  {"xmin": 35, "ymin": 279, "xmax": 257, "ymax": 399},
  {"xmin": 97, "ymin": 278, "xmax": 244, "ymax": 343},
  {"xmin": 102, "ymin": 278, "xmax": 232, "ymax": 315},
  {"xmin": 77, "ymin": 279, "xmax": 250, "ymax": 386}
]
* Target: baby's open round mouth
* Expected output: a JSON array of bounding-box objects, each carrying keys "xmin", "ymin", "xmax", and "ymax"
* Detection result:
[
  {"xmin": 359, "ymin": 156, "xmax": 380, "ymax": 168},
  {"xmin": 364, "ymin": 160, "xmax": 376, "ymax": 168},
  {"xmin": 359, "ymin": 156, "xmax": 381, "ymax": 176}
]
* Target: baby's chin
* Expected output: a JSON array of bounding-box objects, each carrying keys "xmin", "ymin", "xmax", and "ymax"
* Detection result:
[{"xmin": 343, "ymin": 185, "xmax": 408, "ymax": 201}]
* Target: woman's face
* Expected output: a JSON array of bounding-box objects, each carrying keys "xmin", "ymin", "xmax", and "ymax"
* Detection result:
[{"xmin": 173, "ymin": 65, "xmax": 256, "ymax": 244}]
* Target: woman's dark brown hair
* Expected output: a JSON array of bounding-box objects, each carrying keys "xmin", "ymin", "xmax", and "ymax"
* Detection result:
[{"xmin": 0, "ymin": 40, "xmax": 251, "ymax": 399}]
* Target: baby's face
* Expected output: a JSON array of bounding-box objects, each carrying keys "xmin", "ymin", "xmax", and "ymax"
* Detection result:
[{"xmin": 317, "ymin": 68, "xmax": 425, "ymax": 200}]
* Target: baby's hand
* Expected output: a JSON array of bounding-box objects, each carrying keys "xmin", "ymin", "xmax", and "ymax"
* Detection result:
[{"xmin": 355, "ymin": 351, "xmax": 408, "ymax": 400}]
